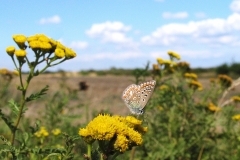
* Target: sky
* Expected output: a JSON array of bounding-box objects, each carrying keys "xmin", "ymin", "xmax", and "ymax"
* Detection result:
[{"xmin": 1, "ymin": 0, "xmax": 240, "ymax": 71}]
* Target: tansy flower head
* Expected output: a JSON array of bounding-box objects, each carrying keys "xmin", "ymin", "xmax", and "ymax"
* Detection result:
[
  {"xmin": 40, "ymin": 42, "xmax": 52, "ymax": 52},
  {"xmin": 52, "ymin": 128, "xmax": 61, "ymax": 136},
  {"xmin": 184, "ymin": 73, "xmax": 198, "ymax": 80},
  {"xmin": 231, "ymin": 96, "xmax": 240, "ymax": 103},
  {"xmin": 54, "ymin": 48, "xmax": 65, "ymax": 59},
  {"xmin": 159, "ymin": 85, "xmax": 169, "ymax": 90},
  {"xmin": 34, "ymin": 126, "xmax": 49, "ymax": 138},
  {"xmin": 208, "ymin": 102, "xmax": 221, "ymax": 112},
  {"xmin": 232, "ymin": 114, "xmax": 240, "ymax": 120},
  {"xmin": 12, "ymin": 34, "xmax": 27, "ymax": 49},
  {"xmin": 12, "ymin": 70, "xmax": 19, "ymax": 76},
  {"xmin": 38, "ymin": 35, "xmax": 50, "ymax": 42},
  {"xmin": 189, "ymin": 80, "xmax": 203, "ymax": 91},
  {"xmin": 29, "ymin": 40, "xmax": 40, "ymax": 49},
  {"xmin": 79, "ymin": 114, "xmax": 146, "ymax": 153},
  {"xmin": 65, "ymin": 48, "xmax": 77, "ymax": 59},
  {"xmin": 218, "ymin": 74, "xmax": 232, "ymax": 88},
  {"xmin": 0, "ymin": 68, "xmax": 10, "ymax": 75},
  {"xmin": 167, "ymin": 51, "xmax": 181, "ymax": 60},
  {"xmin": 157, "ymin": 58, "xmax": 164, "ymax": 65},
  {"xmin": 6, "ymin": 46, "xmax": 15, "ymax": 56},
  {"xmin": 14, "ymin": 50, "xmax": 27, "ymax": 58}
]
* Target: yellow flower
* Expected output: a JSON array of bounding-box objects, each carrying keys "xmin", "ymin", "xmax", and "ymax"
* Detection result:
[
  {"xmin": 189, "ymin": 80, "xmax": 203, "ymax": 90},
  {"xmin": 177, "ymin": 61, "xmax": 190, "ymax": 68},
  {"xmin": 52, "ymin": 128, "xmax": 61, "ymax": 136},
  {"xmin": 29, "ymin": 40, "xmax": 40, "ymax": 49},
  {"xmin": 0, "ymin": 68, "xmax": 9, "ymax": 75},
  {"xmin": 159, "ymin": 85, "xmax": 169, "ymax": 90},
  {"xmin": 157, "ymin": 58, "xmax": 164, "ymax": 65},
  {"xmin": 12, "ymin": 34, "xmax": 27, "ymax": 44},
  {"xmin": 65, "ymin": 48, "xmax": 77, "ymax": 59},
  {"xmin": 232, "ymin": 114, "xmax": 240, "ymax": 120},
  {"xmin": 12, "ymin": 70, "xmax": 19, "ymax": 76},
  {"xmin": 6, "ymin": 46, "xmax": 15, "ymax": 56},
  {"xmin": 40, "ymin": 42, "xmax": 52, "ymax": 51},
  {"xmin": 49, "ymin": 39, "xmax": 57, "ymax": 48},
  {"xmin": 208, "ymin": 103, "xmax": 221, "ymax": 112},
  {"xmin": 14, "ymin": 50, "xmax": 27, "ymax": 57},
  {"xmin": 57, "ymin": 42, "xmax": 65, "ymax": 50},
  {"xmin": 125, "ymin": 116, "xmax": 142, "ymax": 125},
  {"xmin": 218, "ymin": 74, "xmax": 232, "ymax": 88},
  {"xmin": 114, "ymin": 134, "xmax": 129, "ymax": 152},
  {"xmin": 55, "ymin": 48, "xmax": 65, "ymax": 58},
  {"xmin": 79, "ymin": 114, "xmax": 146, "ymax": 152},
  {"xmin": 34, "ymin": 127, "xmax": 49, "ymax": 138},
  {"xmin": 27, "ymin": 35, "xmax": 38, "ymax": 42},
  {"xmin": 167, "ymin": 51, "xmax": 181, "ymax": 60},
  {"xmin": 38, "ymin": 35, "xmax": 50, "ymax": 42},
  {"xmin": 231, "ymin": 96, "xmax": 240, "ymax": 102},
  {"xmin": 184, "ymin": 73, "xmax": 198, "ymax": 80}
]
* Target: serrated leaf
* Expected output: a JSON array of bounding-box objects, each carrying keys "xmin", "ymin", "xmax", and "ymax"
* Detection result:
[
  {"xmin": 8, "ymin": 99, "xmax": 20, "ymax": 116},
  {"xmin": 26, "ymin": 85, "xmax": 49, "ymax": 102}
]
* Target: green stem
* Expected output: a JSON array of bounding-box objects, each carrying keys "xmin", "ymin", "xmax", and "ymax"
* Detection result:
[
  {"xmin": 87, "ymin": 144, "xmax": 92, "ymax": 160},
  {"xmin": 10, "ymin": 59, "xmax": 36, "ymax": 145},
  {"xmin": 110, "ymin": 152, "xmax": 120, "ymax": 160}
]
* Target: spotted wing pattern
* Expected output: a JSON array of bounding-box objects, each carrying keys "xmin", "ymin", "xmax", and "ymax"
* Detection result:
[{"xmin": 122, "ymin": 80, "xmax": 156, "ymax": 115}]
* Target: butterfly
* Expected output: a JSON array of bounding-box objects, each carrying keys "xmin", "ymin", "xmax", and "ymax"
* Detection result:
[{"xmin": 122, "ymin": 80, "xmax": 156, "ymax": 115}]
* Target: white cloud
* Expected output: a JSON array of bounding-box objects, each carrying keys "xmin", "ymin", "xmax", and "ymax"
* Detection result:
[
  {"xmin": 86, "ymin": 21, "xmax": 138, "ymax": 48},
  {"xmin": 195, "ymin": 12, "xmax": 207, "ymax": 19},
  {"xmin": 162, "ymin": 12, "xmax": 188, "ymax": 19},
  {"xmin": 141, "ymin": 13, "xmax": 240, "ymax": 46},
  {"xmin": 230, "ymin": 0, "xmax": 240, "ymax": 13},
  {"xmin": 70, "ymin": 41, "xmax": 88, "ymax": 49},
  {"xmin": 39, "ymin": 15, "xmax": 61, "ymax": 24}
]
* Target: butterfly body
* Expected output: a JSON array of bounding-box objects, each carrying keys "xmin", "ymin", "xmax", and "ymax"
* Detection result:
[{"xmin": 122, "ymin": 80, "xmax": 156, "ymax": 115}]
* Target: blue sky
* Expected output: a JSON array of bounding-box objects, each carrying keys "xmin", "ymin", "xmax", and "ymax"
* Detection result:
[{"xmin": 1, "ymin": 0, "xmax": 240, "ymax": 71}]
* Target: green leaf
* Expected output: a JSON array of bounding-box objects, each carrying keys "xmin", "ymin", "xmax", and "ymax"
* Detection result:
[
  {"xmin": 44, "ymin": 153, "xmax": 61, "ymax": 160},
  {"xmin": 0, "ymin": 109, "xmax": 16, "ymax": 132},
  {"xmin": 8, "ymin": 99, "xmax": 20, "ymax": 116},
  {"xmin": 26, "ymin": 85, "xmax": 49, "ymax": 102},
  {"xmin": 17, "ymin": 85, "xmax": 24, "ymax": 91}
]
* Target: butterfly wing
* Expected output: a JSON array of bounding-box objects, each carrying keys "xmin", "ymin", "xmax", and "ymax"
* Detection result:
[
  {"xmin": 122, "ymin": 80, "xmax": 156, "ymax": 115},
  {"xmin": 122, "ymin": 84, "xmax": 142, "ymax": 114},
  {"xmin": 138, "ymin": 80, "xmax": 156, "ymax": 110}
]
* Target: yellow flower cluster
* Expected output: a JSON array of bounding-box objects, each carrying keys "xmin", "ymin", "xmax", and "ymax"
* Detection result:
[
  {"xmin": 231, "ymin": 96, "xmax": 240, "ymax": 102},
  {"xmin": 79, "ymin": 114, "xmax": 147, "ymax": 152},
  {"xmin": 6, "ymin": 34, "xmax": 77, "ymax": 60},
  {"xmin": 232, "ymin": 114, "xmax": 240, "ymax": 120},
  {"xmin": 208, "ymin": 103, "xmax": 221, "ymax": 112},
  {"xmin": 188, "ymin": 80, "xmax": 203, "ymax": 91},
  {"xmin": 52, "ymin": 128, "xmax": 61, "ymax": 136},
  {"xmin": 159, "ymin": 85, "xmax": 169, "ymax": 90},
  {"xmin": 177, "ymin": 61, "xmax": 190, "ymax": 68},
  {"xmin": 0, "ymin": 68, "xmax": 19, "ymax": 80},
  {"xmin": 167, "ymin": 51, "xmax": 181, "ymax": 60},
  {"xmin": 184, "ymin": 73, "xmax": 198, "ymax": 80},
  {"xmin": 218, "ymin": 74, "xmax": 232, "ymax": 88},
  {"xmin": 34, "ymin": 127, "xmax": 49, "ymax": 138}
]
